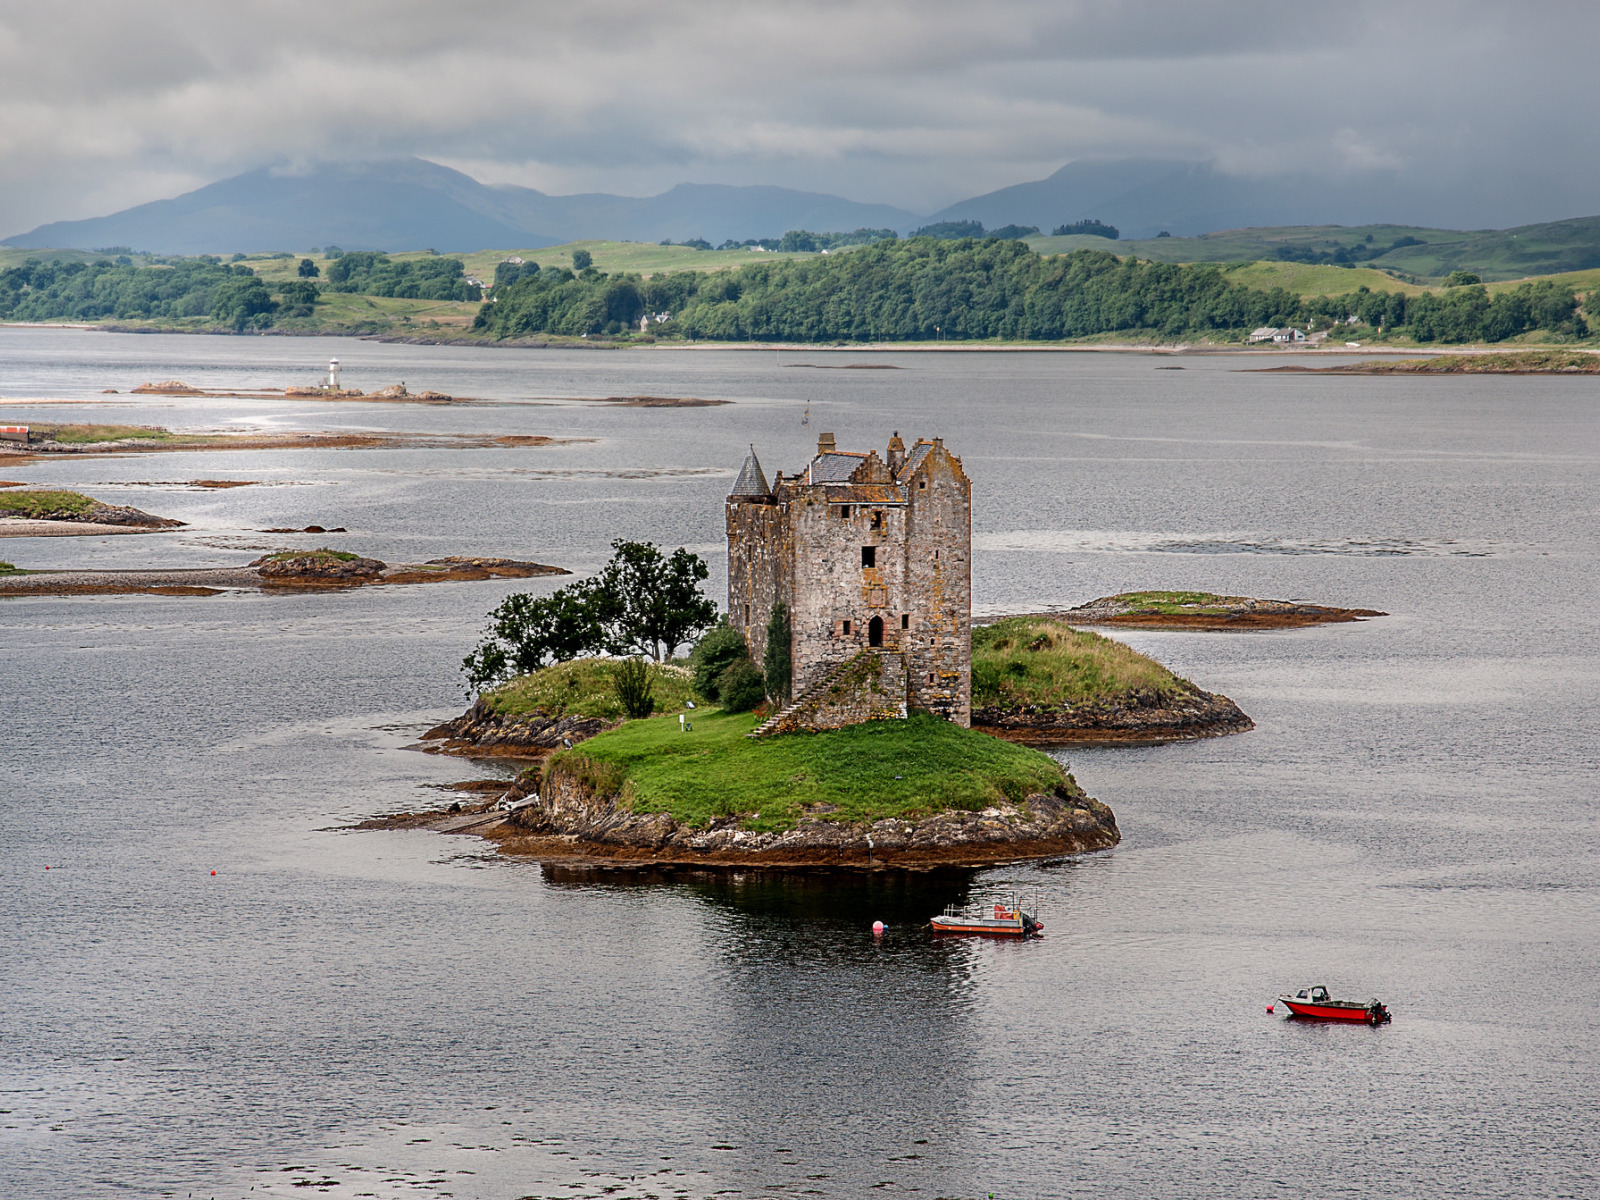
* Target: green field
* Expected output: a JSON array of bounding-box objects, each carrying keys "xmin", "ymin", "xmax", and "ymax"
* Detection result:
[
  {"xmin": 558, "ymin": 709, "xmax": 1068, "ymax": 832},
  {"xmin": 1220, "ymin": 261, "xmax": 1427, "ymax": 297},
  {"xmin": 1026, "ymin": 217, "xmax": 1600, "ymax": 284}
]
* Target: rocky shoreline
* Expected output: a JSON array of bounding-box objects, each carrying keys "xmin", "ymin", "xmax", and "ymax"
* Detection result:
[
  {"xmin": 418, "ymin": 697, "xmax": 618, "ymax": 757},
  {"xmin": 973, "ymin": 683, "xmax": 1254, "ymax": 744},
  {"xmin": 362, "ymin": 759, "xmax": 1121, "ymax": 870}
]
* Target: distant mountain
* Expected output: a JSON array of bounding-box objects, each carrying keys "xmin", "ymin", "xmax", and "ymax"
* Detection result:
[
  {"xmin": 930, "ymin": 159, "xmax": 1199, "ymax": 237},
  {"xmin": 929, "ymin": 159, "xmax": 1580, "ymax": 241},
  {"xmin": 3, "ymin": 158, "xmax": 922, "ymax": 255}
]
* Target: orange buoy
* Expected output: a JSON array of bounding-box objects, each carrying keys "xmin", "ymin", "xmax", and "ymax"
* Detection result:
[{"xmin": 1267, "ymin": 1005, "xmax": 1274, "ymax": 1013}]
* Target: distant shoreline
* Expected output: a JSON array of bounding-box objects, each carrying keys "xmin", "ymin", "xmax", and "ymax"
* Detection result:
[{"xmin": 2, "ymin": 320, "xmax": 1513, "ymax": 355}]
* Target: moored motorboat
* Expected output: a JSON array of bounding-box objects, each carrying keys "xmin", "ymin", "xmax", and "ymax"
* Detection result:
[
  {"xmin": 1276, "ymin": 984, "xmax": 1391, "ymax": 1025},
  {"xmin": 930, "ymin": 893, "xmax": 1042, "ymax": 938}
]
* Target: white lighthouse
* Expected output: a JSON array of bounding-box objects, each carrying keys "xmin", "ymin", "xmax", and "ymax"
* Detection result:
[{"xmin": 327, "ymin": 358, "xmax": 341, "ymax": 391}]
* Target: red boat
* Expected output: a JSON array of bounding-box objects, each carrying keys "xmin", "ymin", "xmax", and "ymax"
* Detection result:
[
  {"xmin": 1277, "ymin": 985, "xmax": 1391, "ymax": 1025},
  {"xmin": 930, "ymin": 893, "xmax": 1042, "ymax": 938}
]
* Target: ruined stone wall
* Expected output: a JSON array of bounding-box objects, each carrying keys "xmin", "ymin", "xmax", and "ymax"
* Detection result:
[
  {"xmin": 902, "ymin": 444, "xmax": 972, "ymax": 726},
  {"xmin": 761, "ymin": 650, "xmax": 908, "ymax": 735},
  {"xmin": 786, "ymin": 492, "xmax": 909, "ymax": 695},
  {"xmin": 726, "ymin": 498, "xmax": 788, "ymax": 667}
]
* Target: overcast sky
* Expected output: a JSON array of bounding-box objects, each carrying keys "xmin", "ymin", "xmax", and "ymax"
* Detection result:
[{"xmin": 4, "ymin": 0, "xmax": 1599, "ymax": 234}]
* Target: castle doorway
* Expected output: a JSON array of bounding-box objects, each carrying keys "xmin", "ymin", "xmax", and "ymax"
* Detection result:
[{"xmin": 868, "ymin": 616, "xmax": 884, "ymax": 647}]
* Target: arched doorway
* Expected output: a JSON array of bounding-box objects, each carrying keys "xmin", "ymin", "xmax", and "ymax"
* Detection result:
[{"xmin": 868, "ymin": 616, "xmax": 884, "ymax": 647}]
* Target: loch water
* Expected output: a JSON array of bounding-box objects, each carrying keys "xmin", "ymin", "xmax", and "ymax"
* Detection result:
[{"xmin": 1, "ymin": 329, "xmax": 1596, "ymax": 1199}]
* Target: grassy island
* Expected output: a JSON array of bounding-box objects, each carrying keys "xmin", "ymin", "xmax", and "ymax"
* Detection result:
[
  {"xmin": 552, "ymin": 710, "xmax": 1068, "ymax": 834},
  {"xmin": 972, "ymin": 617, "xmax": 1183, "ymax": 706}
]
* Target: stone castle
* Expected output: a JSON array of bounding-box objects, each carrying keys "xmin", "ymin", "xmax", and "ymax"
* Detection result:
[{"xmin": 726, "ymin": 430, "xmax": 972, "ymax": 733}]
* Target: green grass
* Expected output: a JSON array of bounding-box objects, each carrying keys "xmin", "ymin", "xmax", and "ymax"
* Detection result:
[
  {"xmin": 47, "ymin": 423, "xmax": 185, "ymax": 444},
  {"xmin": 972, "ymin": 617, "xmax": 1184, "ymax": 708},
  {"xmin": 0, "ymin": 561, "xmax": 21, "ymax": 575},
  {"xmin": 486, "ymin": 657, "xmax": 697, "ymax": 721},
  {"xmin": 0, "ymin": 489, "xmax": 94, "ymax": 519},
  {"xmin": 259, "ymin": 547, "xmax": 359, "ymax": 564},
  {"xmin": 456, "ymin": 240, "xmax": 819, "ymax": 280},
  {"xmin": 559, "ymin": 710, "xmax": 1068, "ymax": 831},
  {"xmin": 1102, "ymin": 590, "xmax": 1242, "ymax": 614},
  {"xmin": 1220, "ymin": 261, "xmax": 1426, "ymax": 297}
]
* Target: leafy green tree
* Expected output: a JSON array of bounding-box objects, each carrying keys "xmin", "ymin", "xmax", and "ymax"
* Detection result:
[
  {"xmin": 691, "ymin": 621, "xmax": 748, "ymax": 700},
  {"xmin": 297, "ymin": 258, "xmax": 319, "ymax": 277},
  {"xmin": 571, "ymin": 249, "xmax": 593, "ymax": 271},
  {"xmin": 611, "ymin": 657, "xmax": 656, "ymax": 719},
  {"xmin": 462, "ymin": 584, "xmax": 606, "ymax": 690},
  {"xmin": 716, "ymin": 658, "xmax": 767, "ymax": 713},
  {"xmin": 594, "ymin": 539, "xmax": 717, "ymax": 660},
  {"xmin": 211, "ymin": 275, "xmax": 276, "ymax": 330},
  {"xmin": 911, "ymin": 220, "xmax": 985, "ymax": 239},
  {"xmin": 1444, "ymin": 270, "xmax": 1482, "ymax": 287},
  {"xmin": 763, "ymin": 602, "xmax": 792, "ymax": 701}
]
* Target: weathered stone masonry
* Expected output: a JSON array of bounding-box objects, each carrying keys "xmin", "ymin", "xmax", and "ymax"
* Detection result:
[{"xmin": 727, "ymin": 431, "xmax": 972, "ymax": 728}]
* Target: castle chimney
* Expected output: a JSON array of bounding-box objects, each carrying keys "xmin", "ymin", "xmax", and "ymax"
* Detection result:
[
  {"xmin": 887, "ymin": 431, "xmax": 905, "ymax": 472},
  {"xmin": 817, "ymin": 432, "xmax": 836, "ymax": 455}
]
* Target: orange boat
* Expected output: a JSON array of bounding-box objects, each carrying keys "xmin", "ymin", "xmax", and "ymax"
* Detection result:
[{"xmin": 930, "ymin": 893, "xmax": 1042, "ymax": 938}]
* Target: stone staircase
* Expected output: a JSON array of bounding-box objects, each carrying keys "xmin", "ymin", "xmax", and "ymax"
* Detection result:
[{"xmin": 749, "ymin": 648, "xmax": 907, "ymax": 738}]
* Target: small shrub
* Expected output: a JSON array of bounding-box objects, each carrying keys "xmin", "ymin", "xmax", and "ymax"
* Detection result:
[
  {"xmin": 716, "ymin": 658, "xmax": 767, "ymax": 712},
  {"xmin": 611, "ymin": 656, "xmax": 656, "ymax": 719}
]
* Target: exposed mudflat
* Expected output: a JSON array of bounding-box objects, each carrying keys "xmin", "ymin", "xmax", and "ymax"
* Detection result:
[
  {"xmin": 1028, "ymin": 594, "xmax": 1386, "ymax": 631},
  {"xmin": 1258, "ymin": 350, "xmax": 1600, "ymax": 375},
  {"xmin": 0, "ymin": 555, "xmax": 566, "ymax": 597},
  {"xmin": 0, "ymin": 429, "xmax": 575, "ymax": 461}
]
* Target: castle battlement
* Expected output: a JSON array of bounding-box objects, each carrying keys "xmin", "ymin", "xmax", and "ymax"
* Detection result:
[{"xmin": 727, "ymin": 430, "xmax": 972, "ymax": 727}]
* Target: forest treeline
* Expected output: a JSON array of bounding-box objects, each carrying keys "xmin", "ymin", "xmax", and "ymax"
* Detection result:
[
  {"xmin": 323, "ymin": 252, "xmax": 482, "ymax": 301},
  {"xmin": 0, "ymin": 257, "xmax": 282, "ymax": 329},
  {"xmin": 475, "ymin": 237, "xmax": 1590, "ymax": 343}
]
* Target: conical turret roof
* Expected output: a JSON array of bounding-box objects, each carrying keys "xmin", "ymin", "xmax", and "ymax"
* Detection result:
[{"xmin": 729, "ymin": 446, "xmax": 770, "ymax": 497}]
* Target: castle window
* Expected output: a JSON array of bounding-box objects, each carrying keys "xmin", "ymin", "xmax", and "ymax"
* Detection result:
[
  {"xmin": 868, "ymin": 616, "xmax": 884, "ymax": 647},
  {"xmin": 843, "ymin": 620, "xmax": 852, "ymax": 635},
  {"xmin": 928, "ymin": 673, "xmax": 935, "ymax": 684},
  {"xmin": 861, "ymin": 545, "xmax": 876, "ymax": 568},
  {"xmin": 870, "ymin": 510, "xmax": 884, "ymax": 529},
  {"xmin": 918, "ymin": 480, "xmax": 927, "ymax": 490},
  {"xmin": 838, "ymin": 505, "xmax": 852, "ymax": 519},
  {"xmin": 901, "ymin": 614, "xmax": 909, "ymax": 630},
  {"xmin": 744, "ymin": 604, "xmax": 750, "ymax": 623}
]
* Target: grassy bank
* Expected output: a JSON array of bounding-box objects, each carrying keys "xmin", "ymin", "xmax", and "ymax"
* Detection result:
[
  {"xmin": 557, "ymin": 710, "xmax": 1067, "ymax": 833},
  {"xmin": 0, "ymin": 489, "xmax": 94, "ymax": 519},
  {"xmin": 486, "ymin": 657, "xmax": 697, "ymax": 721},
  {"xmin": 972, "ymin": 617, "xmax": 1184, "ymax": 707}
]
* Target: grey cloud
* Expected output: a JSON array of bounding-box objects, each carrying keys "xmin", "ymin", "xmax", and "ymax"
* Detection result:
[{"xmin": 3, "ymin": 0, "xmax": 1598, "ymax": 234}]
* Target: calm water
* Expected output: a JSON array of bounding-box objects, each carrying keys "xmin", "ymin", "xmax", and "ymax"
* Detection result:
[{"xmin": 1, "ymin": 329, "xmax": 1596, "ymax": 1199}]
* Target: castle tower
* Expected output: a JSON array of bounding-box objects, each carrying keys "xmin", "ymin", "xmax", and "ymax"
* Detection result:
[{"xmin": 726, "ymin": 430, "xmax": 971, "ymax": 727}]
